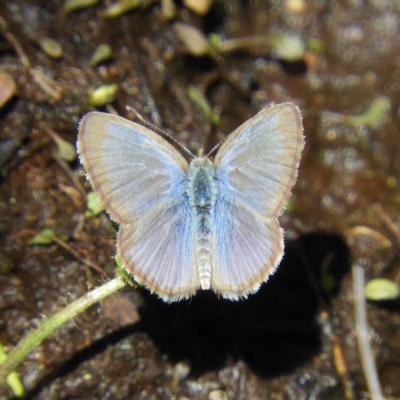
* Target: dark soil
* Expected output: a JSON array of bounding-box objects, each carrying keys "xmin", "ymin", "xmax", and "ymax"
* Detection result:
[{"xmin": 1, "ymin": 0, "xmax": 400, "ymax": 399}]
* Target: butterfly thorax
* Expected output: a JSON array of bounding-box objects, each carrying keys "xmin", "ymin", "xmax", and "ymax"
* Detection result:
[{"xmin": 187, "ymin": 157, "xmax": 216, "ymax": 290}]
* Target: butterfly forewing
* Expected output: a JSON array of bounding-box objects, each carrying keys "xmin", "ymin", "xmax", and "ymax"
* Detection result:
[
  {"xmin": 211, "ymin": 103, "xmax": 304, "ymax": 298},
  {"xmin": 213, "ymin": 103, "xmax": 304, "ymax": 217},
  {"xmin": 78, "ymin": 112, "xmax": 199, "ymax": 300},
  {"xmin": 78, "ymin": 112, "xmax": 189, "ymax": 225}
]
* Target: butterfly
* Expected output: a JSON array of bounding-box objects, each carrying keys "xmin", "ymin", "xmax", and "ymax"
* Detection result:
[{"xmin": 77, "ymin": 102, "xmax": 304, "ymax": 302}]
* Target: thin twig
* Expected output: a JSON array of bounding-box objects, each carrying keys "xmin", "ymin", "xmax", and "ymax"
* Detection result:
[
  {"xmin": 353, "ymin": 263, "xmax": 384, "ymax": 400},
  {"xmin": 48, "ymin": 234, "xmax": 107, "ymax": 275},
  {"xmin": 17, "ymin": 229, "xmax": 106, "ymax": 276},
  {"xmin": 319, "ymin": 311, "xmax": 356, "ymax": 399},
  {"xmin": 0, "ymin": 16, "xmax": 30, "ymax": 68},
  {"xmin": 374, "ymin": 203, "xmax": 400, "ymax": 244},
  {"xmin": 52, "ymin": 152, "xmax": 88, "ymax": 199}
]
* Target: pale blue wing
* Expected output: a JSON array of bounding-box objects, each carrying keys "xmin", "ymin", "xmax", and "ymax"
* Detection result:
[
  {"xmin": 211, "ymin": 103, "xmax": 304, "ymax": 298},
  {"xmin": 213, "ymin": 103, "xmax": 304, "ymax": 217},
  {"xmin": 211, "ymin": 193, "xmax": 283, "ymax": 299},
  {"xmin": 78, "ymin": 112, "xmax": 199, "ymax": 300},
  {"xmin": 118, "ymin": 197, "xmax": 199, "ymax": 301},
  {"xmin": 77, "ymin": 112, "xmax": 189, "ymax": 225}
]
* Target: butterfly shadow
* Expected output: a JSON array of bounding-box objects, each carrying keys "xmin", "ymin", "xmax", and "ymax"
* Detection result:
[
  {"xmin": 25, "ymin": 232, "xmax": 350, "ymax": 399},
  {"xmin": 138, "ymin": 231, "xmax": 350, "ymax": 377}
]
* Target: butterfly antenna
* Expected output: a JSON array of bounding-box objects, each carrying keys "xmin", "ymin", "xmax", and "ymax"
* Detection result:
[
  {"xmin": 205, "ymin": 139, "xmax": 224, "ymax": 158},
  {"xmin": 125, "ymin": 105, "xmax": 196, "ymax": 159}
]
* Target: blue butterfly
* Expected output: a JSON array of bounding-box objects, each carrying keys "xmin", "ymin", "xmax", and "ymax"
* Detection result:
[{"xmin": 77, "ymin": 103, "xmax": 304, "ymax": 302}]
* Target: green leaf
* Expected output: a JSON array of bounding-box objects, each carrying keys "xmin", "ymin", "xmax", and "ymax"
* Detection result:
[
  {"xmin": 0, "ymin": 342, "xmax": 26, "ymax": 398},
  {"xmin": 365, "ymin": 278, "xmax": 400, "ymax": 301},
  {"xmin": 27, "ymin": 229, "xmax": 55, "ymax": 245},
  {"xmin": 89, "ymin": 84, "xmax": 118, "ymax": 107},
  {"xmin": 85, "ymin": 191, "xmax": 105, "ymax": 217}
]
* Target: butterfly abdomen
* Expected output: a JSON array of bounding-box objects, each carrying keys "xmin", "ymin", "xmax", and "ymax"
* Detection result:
[{"xmin": 188, "ymin": 157, "xmax": 217, "ymax": 290}]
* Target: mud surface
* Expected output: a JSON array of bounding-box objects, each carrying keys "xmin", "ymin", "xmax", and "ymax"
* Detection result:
[{"xmin": 1, "ymin": 0, "xmax": 400, "ymax": 399}]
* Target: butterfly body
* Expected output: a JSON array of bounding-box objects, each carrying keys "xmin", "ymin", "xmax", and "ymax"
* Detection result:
[
  {"xmin": 187, "ymin": 157, "xmax": 216, "ymax": 290},
  {"xmin": 78, "ymin": 103, "xmax": 304, "ymax": 302}
]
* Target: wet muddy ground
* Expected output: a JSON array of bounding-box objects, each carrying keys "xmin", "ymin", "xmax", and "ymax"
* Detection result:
[{"xmin": 1, "ymin": 0, "xmax": 400, "ymax": 399}]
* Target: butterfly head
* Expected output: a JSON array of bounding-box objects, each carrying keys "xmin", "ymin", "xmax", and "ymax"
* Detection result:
[{"xmin": 188, "ymin": 156, "xmax": 213, "ymax": 173}]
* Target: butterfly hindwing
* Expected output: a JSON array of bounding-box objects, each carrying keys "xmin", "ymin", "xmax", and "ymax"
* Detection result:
[
  {"xmin": 118, "ymin": 198, "xmax": 199, "ymax": 301},
  {"xmin": 211, "ymin": 194, "xmax": 283, "ymax": 299}
]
